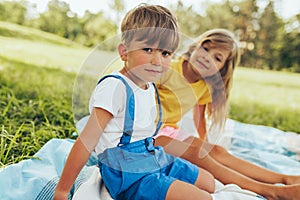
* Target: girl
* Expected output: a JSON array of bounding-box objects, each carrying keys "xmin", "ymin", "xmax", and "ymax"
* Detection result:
[
  {"xmin": 156, "ymin": 28, "xmax": 239, "ymax": 141},
  {"xmin": 155, "ymin": 28, "xmax": 300, "ymax": 200}
]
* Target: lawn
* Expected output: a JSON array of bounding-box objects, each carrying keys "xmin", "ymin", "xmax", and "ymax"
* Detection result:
[{"xmin": 230, "ymin": 68, "xmax": 300, "ymax": 132}]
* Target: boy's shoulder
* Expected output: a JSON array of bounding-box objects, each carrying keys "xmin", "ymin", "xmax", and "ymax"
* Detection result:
[{"xmin": 95, "ymin": 72, "xmax": 127, "ymax": 92}]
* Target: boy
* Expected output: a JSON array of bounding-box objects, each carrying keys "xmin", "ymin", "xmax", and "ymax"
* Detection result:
[{"xmin": 54, "ymin": 4, "xmax": 215, "ymax": 200}]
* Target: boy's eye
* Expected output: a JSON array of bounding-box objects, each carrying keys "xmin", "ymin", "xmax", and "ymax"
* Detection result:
[
  {"xmin": 162, "ymin": 51, "xmax": 171, "ymax": 57},
  {"xmin": 142, "ymin": 48, "xmax": 152, "ymax": 53}
]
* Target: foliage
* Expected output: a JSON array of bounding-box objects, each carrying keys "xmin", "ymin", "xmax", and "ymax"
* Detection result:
[
  {"xmin": 32, "ymin": 0, "xmax": 118, "ymax": 47},
  {"xmin": 0, "ymin": 0, "xmax": 27, "ymax": 24},
  {"xmin": 171, "ymin": 1, "xmax": 205, "ymax": 37},
  {"xmin": 81, "ymin": 11, "xmax": 118, "ymax": 47},
  {"xmin": 0, "ymin": 0, "xmax": 298, "ymax": 72},
  {"xmin": 279, "ymin": 16, "xmax": 300, "ymax": 72},
  {"xmin": 255, "ymin": 1, "xmax": 285, "ymax": 70}
]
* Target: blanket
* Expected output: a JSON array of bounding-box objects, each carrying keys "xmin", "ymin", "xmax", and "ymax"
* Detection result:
[
  {"xmin": 0, "ymin": 138, "xmax": 94, "ymax": 200},
  {"xmin": 180, "ymin": 111, "xmax": 300, "ymax": 175},
  {"xmin": 223, "ymin": 119, "xmax": 300, "ymax": 174},
  {"xmin": 0, "ymin": 118, "xmax": 299, "ymax": 200}
]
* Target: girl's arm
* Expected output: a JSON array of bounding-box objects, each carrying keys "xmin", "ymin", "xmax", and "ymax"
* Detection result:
[
  {"xmin": 193, "ymin": 104, "xmax": 207, "ymax": 140},
  {"xmin": 54, "ymin": 108, "xmax": 112, "ymax": 200}
]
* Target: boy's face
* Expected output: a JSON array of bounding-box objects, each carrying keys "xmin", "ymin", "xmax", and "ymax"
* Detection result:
[
  {"xmin": 119, "ymin": 40, "xmax": 172, "ymax": 84},
  {"xmin": 189, "ymin": 41, "xmax": 230, "ymax": 78}
]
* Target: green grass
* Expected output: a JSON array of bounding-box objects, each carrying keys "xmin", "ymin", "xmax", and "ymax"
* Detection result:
[
  {"xmin": 0, "ymin": 36, "xmax": 91, "ymax": 72},
  {"xmin": 0, "ymin": 22, "xmax": 87, "ymax": 166},
  {"xmin": 230, "ymin": 67, "xmax": 300, "ymax": 132},
  {"xmin": 0, "ymin": 21, "xmax": 299, "ymax": 167},
  {"xmin": 0, "ymin": 21, "xmax": 80, "ymax": 46},
  {"xmin": 0, "ymin": 56, "xmax": 79, "ymax": 166}
]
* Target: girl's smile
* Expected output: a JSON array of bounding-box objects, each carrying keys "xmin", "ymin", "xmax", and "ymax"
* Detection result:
[{"xmin": 189, "ymin": 42, "xmax": 230, "ymax": 79}]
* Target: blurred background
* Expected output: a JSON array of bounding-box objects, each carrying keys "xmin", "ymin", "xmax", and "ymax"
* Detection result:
[
  {"xmin": 5, "ymin": 0, "xmax": 298, "ymax": 71},
  {"xmin": 0, "ymin": 0, "xmax": 299, "ymax": 166}
]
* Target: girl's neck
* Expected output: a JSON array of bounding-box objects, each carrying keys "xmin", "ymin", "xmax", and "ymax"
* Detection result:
[
  {"xmin": 120, "ymin": 67, "xmax": 148, "ymax": 90},
  {"xmin": 182, "ymin": 60, "xmax": 202, "ymax": 83}
]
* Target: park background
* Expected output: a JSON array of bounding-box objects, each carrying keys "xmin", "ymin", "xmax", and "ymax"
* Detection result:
[{"xmin": 0, "ymin": 0, "xmax": 299, "ymax": 167}]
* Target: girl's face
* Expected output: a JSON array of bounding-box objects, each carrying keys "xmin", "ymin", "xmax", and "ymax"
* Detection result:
[
  {"xmin": 189, "ymin": 41, "xmax": 231, "ymax": 78},
  {"xmin": 119, "ymin": 40, "xmax": 172, "ymax": 88}
]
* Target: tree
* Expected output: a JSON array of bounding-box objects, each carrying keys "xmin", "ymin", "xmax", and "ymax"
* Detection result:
[
  {"xmin": 204, "ymin": 1, "xmax": 236, "ymax": 30},
  {"xmin": 228, "ymin": 0, "xmax": 259, "ymax": 67},
  {"xmin": 170, "ymin": 1, "xmax": 205, "ymax": 37},
  {"xmin": 256, "ymin": 1, "xmax": 284, "ymax": 70},
  {"xmin": 279, "ymin": 14, "xmax": 300, "ymax": 72},
  {"xmin": 0, "ymin": 0, "xmax": 27, "ymax": 25},
  {"xmin": 82, "ymin": 12, "xmax": 117, "ymax": 47},
  {"xmin": 109, "ymin": 0, "xmax": 125, "ymax": 25},
  {"xmin": 38, "ymin": 0, "xmax": 72, "ymax": 37}
]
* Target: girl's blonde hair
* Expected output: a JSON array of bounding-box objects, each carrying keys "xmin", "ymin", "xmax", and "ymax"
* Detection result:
[{"xmin": 183, "ymin": 28, "xmax": 241, "ymax": 131}]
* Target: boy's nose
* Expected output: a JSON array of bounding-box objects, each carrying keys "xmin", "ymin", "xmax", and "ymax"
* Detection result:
[{"xmin": 151, "ymin": 52, "xmax": 162, "ymax": 66}]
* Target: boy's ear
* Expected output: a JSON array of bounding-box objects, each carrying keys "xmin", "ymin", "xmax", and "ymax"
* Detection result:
[{"xmin": 118, "ymin": 43, "xmax": 127, "ymax": 61}]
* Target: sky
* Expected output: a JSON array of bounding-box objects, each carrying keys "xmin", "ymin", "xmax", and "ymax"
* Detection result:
[{"xmin": 28, "ymin": 0, "xmax": 300, "ymax": 20}]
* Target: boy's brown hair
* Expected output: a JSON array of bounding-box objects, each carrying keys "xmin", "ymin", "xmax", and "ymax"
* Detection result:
[{"xmin": 120, "ymin": 4, "xmax": 179, "ymax": 53}]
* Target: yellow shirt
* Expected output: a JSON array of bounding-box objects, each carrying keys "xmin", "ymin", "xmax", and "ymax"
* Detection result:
[{"xmin": 157, "ymin": 58, "xmax": 211, "ymax": 128}]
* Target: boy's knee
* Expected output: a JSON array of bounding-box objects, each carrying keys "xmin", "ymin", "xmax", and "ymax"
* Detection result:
[{"xmin": 195, "ymin": 168, "xmax": 215, "ymax": 193}]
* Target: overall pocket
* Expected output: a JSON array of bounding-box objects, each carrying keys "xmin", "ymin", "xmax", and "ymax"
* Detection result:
[{"xmin": 98, "ymin": 137, "xmax": 172, "ymax": 198}]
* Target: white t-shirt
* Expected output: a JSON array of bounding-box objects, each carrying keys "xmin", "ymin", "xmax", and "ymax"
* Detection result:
[{"xmin": 89, "ymin": 72, "xmax": 158, "ymax": 154}]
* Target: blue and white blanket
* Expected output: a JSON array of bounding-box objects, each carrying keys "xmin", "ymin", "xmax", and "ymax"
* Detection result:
[
  {"xmin": 221, "ymin": 119, "xmax": 300, "ymax": 175},
  {"xmin": 0, "ymin": 118, "xmax": 299, "ymax": 200}
]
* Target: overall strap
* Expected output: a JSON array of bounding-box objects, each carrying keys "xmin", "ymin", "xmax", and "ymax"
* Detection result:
[
  {"xmin": 97, "ymin": 75, "xmax": 135, "ymax": 145},
  {"xmin": 152, "ymin": 83, "xmax": 162, "ymax": 137},
  {"xmin": 97, "ymin": 75, "xmax": 162, "ymax": 145}
]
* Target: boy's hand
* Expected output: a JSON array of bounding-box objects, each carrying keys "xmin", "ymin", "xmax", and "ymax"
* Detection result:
[{"xmin": 53, "ymin": 189, "xmax": 68, "ymax": 200}]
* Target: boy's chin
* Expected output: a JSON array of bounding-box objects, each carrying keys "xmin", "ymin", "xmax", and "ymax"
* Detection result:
[{"xmin": 146, "ymin": 74, "xmax": 164, "ymax": 82}]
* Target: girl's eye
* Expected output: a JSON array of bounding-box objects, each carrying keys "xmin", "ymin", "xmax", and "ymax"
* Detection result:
[
  {"xmin": 216, "ymin": 56, "xmax": 222, "ymax": 62},
  {"xmin": 162, "ymin": 51, "xmax": 171, "ymax": 57},
  {"xmin": 202, "ymin": 46, "xmax": 208, "ymax": 52},
  {"xmin": 143, "ymin": 48, "xmax": 152, "ymax": 53}
]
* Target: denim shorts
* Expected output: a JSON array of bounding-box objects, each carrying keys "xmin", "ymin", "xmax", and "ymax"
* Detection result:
[{"xmin": 117, "ymin": 155, "xmax": 199, "ymax": 200}]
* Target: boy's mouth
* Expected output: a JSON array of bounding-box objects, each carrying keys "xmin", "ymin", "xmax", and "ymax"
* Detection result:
[{"xmin": 145, "ymin": 69, "xmax": 163, "ymax": 74}]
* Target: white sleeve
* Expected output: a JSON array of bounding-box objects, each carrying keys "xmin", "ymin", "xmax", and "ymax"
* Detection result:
[{"xmin": 89, "ymin": 78, "xmax": 126, "ymax": 116}]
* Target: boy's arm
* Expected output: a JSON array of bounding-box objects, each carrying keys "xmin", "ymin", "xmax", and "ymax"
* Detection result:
[
  {"xmin": 54, "ymin": 137, "xmax": 90, "ymax": 200},
  {"xmin": 193, "ymin": 104, "xmax": 207, "ymax": 141},
  {"xmin": 54, "ymin": 108, "xmax": 112, "ymax": 200}
]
